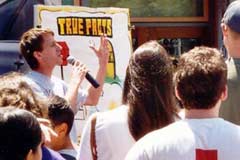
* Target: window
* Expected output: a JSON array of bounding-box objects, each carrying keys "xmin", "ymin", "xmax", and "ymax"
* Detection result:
[{"xmin": 81, "ymin": 0, "xmax": 208, "ymax": 22}]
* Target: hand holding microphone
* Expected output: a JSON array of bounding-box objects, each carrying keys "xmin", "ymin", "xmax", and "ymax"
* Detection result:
[{"xmin": 67, "ymin": 56, "xmax": 100, "ymax": 88}]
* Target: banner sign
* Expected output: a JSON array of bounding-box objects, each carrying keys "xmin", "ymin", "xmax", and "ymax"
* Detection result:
[{"xmin": 34, "ymin": 5, "xmax": 132, "ymax": 132}]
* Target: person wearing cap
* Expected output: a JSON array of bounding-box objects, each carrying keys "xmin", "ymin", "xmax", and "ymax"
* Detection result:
[
  {"xmin": 125, "ymin": 46, "xmax": 240, "ymax": 160},
  {"xmin": 219, "ymin": 0, "xmax": 240, "ymax": 125}
]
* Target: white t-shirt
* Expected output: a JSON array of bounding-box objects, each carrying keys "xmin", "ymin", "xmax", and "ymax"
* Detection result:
[
  {"xmin": 125, "ymin": 118, "xmax": 240, "ymax": 160},
  {"xmin": 77, "ymin": 105, "xmax": 135, "ymax": 160}
]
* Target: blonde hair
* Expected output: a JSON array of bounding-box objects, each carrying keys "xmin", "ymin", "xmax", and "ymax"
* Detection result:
[{"xmin": 0, "ymin": 72, "xmax": 48, "ymax": 118}]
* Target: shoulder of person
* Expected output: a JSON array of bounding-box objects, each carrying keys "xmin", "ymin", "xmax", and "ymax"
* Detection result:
[
  {"xmin": 97, "ymin": 105, "xmax": 128, "ymax": 122},
  {"xmin": 42, "ymin": 146, "xmax": 66, "ymax": 160}
]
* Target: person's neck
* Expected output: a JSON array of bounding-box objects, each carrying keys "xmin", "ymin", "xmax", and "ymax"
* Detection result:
[
  {"xmin": 185, "ymin": 101, "xmax": 221, "ymax": 119},
  {"xmin": 61, "ymin": 136, "xmax": 76, "ymax": 150},
  {"xmin": 34, "ymin": 67, "xmax": 53, "ymax": 78},
  {"xmin": 226, "ymin": 42, "xmax": 240, "ymax": 58}
]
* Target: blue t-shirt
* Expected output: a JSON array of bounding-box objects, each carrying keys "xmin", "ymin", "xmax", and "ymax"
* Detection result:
[{"xmin": 42, "ymin": 146, "xmax": 65, "ymax": 160}]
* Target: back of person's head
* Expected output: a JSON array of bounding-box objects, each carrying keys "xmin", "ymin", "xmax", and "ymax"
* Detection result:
[
  {"xmin": 222, "ymin": 0, "xmax": 240, "ymax": 39},
  {"xmin": 0, "ymin": 106, "xmax": 42, "ymax": 160},
  {"xmin": 48, "ymin": 95, "xmax": 74, "ymax": 136},
  {"xmin": 0, "ymin": 72, "xmax": 46, "ymax": 118},
  {"xmin": 19, "ymin": 28, "xmax": 54, "ymax": 69},
  {"xmin": 127, "ymin": 40, "xmax": 177, "ymax": 140},
  {"xmin": 0, "ymin": 72, "xmax": 25, "ymax": 88},
  {"xmin": 174, "ymin": 46, "xmax": 227, "ymax": 110}
]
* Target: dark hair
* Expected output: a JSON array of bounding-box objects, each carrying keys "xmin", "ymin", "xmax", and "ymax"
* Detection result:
[
  {"xmin": 122, "ymin": 66, "xmax": 130, "ymax": 105},
  {"xmin": 0, "ymin": 72, "xmax": 46, "ymax": 118},
  {"xmin": 48, "ymin": 95, "xmax": 74, "ymax": 135},
  {"xmin": 19, "ymin": 28, "xmax": 54, "ymax": 69},
  {"xmin": 127, "ymin": 40, "xmax": 177, "ymax": 140},
  {"xmin": 0, "ymin": 106, "xmax": 42, "ymax": 160},
  {"xmin": 174, "ymin": 46, "xmax": 227, "ymax": 109}
]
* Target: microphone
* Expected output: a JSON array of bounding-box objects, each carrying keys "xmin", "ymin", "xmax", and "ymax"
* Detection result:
[{"xmin": 67, "ymin": 56, "xmax": 100, "ymax": 88}]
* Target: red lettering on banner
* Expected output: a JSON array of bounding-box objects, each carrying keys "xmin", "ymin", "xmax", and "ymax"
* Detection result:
[{"xmin": 196, "ymin": 149, "xmax": 217, "ymax": 160}]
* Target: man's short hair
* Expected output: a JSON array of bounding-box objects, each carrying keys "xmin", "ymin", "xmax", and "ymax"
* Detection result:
[
  {"xmin": 19, "ymin": 28, "xmax": 54, "ymax": 69},
  {"xmin": 48, "ymin": 95, "xmax": 74, "ymax": 135},
  {"xmin": 174, "ymin": 46, "xmax": 227, "ymax": 109}
]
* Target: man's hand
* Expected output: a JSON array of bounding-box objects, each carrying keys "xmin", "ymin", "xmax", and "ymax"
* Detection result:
[
  {"xmin": 89, "ymin": 35, "xmax": 110, "ymax": 67},
  {"xmin": 70, "ymin": 61, "xmax": 88, "ymax": 88}
]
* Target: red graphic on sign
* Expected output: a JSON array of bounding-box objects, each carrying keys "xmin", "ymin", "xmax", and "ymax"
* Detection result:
[
  {"xmin": 196, "ymin": 149, "xmax": 217, "ymax": 160},
  {"xmin": 58, "ymin": 41, "xmax": 69, "ymax": 66}
]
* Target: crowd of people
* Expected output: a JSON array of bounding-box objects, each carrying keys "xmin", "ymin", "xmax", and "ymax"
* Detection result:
[{"xmin": 0, "ymin": 0, "xmax": 240, "ymax": 160}]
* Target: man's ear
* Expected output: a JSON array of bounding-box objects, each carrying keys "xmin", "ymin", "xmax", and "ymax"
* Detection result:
[
  {"xmin": 221, "ymin": 85, "xmax": 228, "ymax": 101},
  {"xmin": 55, "ymin": 123, "xmax": 68, "ymax": 137},
  {"xmin": 33, "ymin": 51, "xmax": 42, "ymax": 60},
  {"xmin": 175, "ymin": 86, "xmax": 181, "ymax": 101},
  {"xmin": 25, "ymin": 149, "xmax": 33, "ymax": 160},
  {"xmin": 221, "ymin": 23, "xmax": 228, "ymax": 37}
]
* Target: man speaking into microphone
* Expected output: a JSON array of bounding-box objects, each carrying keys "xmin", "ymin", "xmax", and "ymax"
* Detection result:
[
  {"xmin": 20, "ymin": 28, "xmax": 109, "ymax": 112},
  {"xmin": 19, "ymin": 28, "xmax": 109, "ymax": 141}
]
